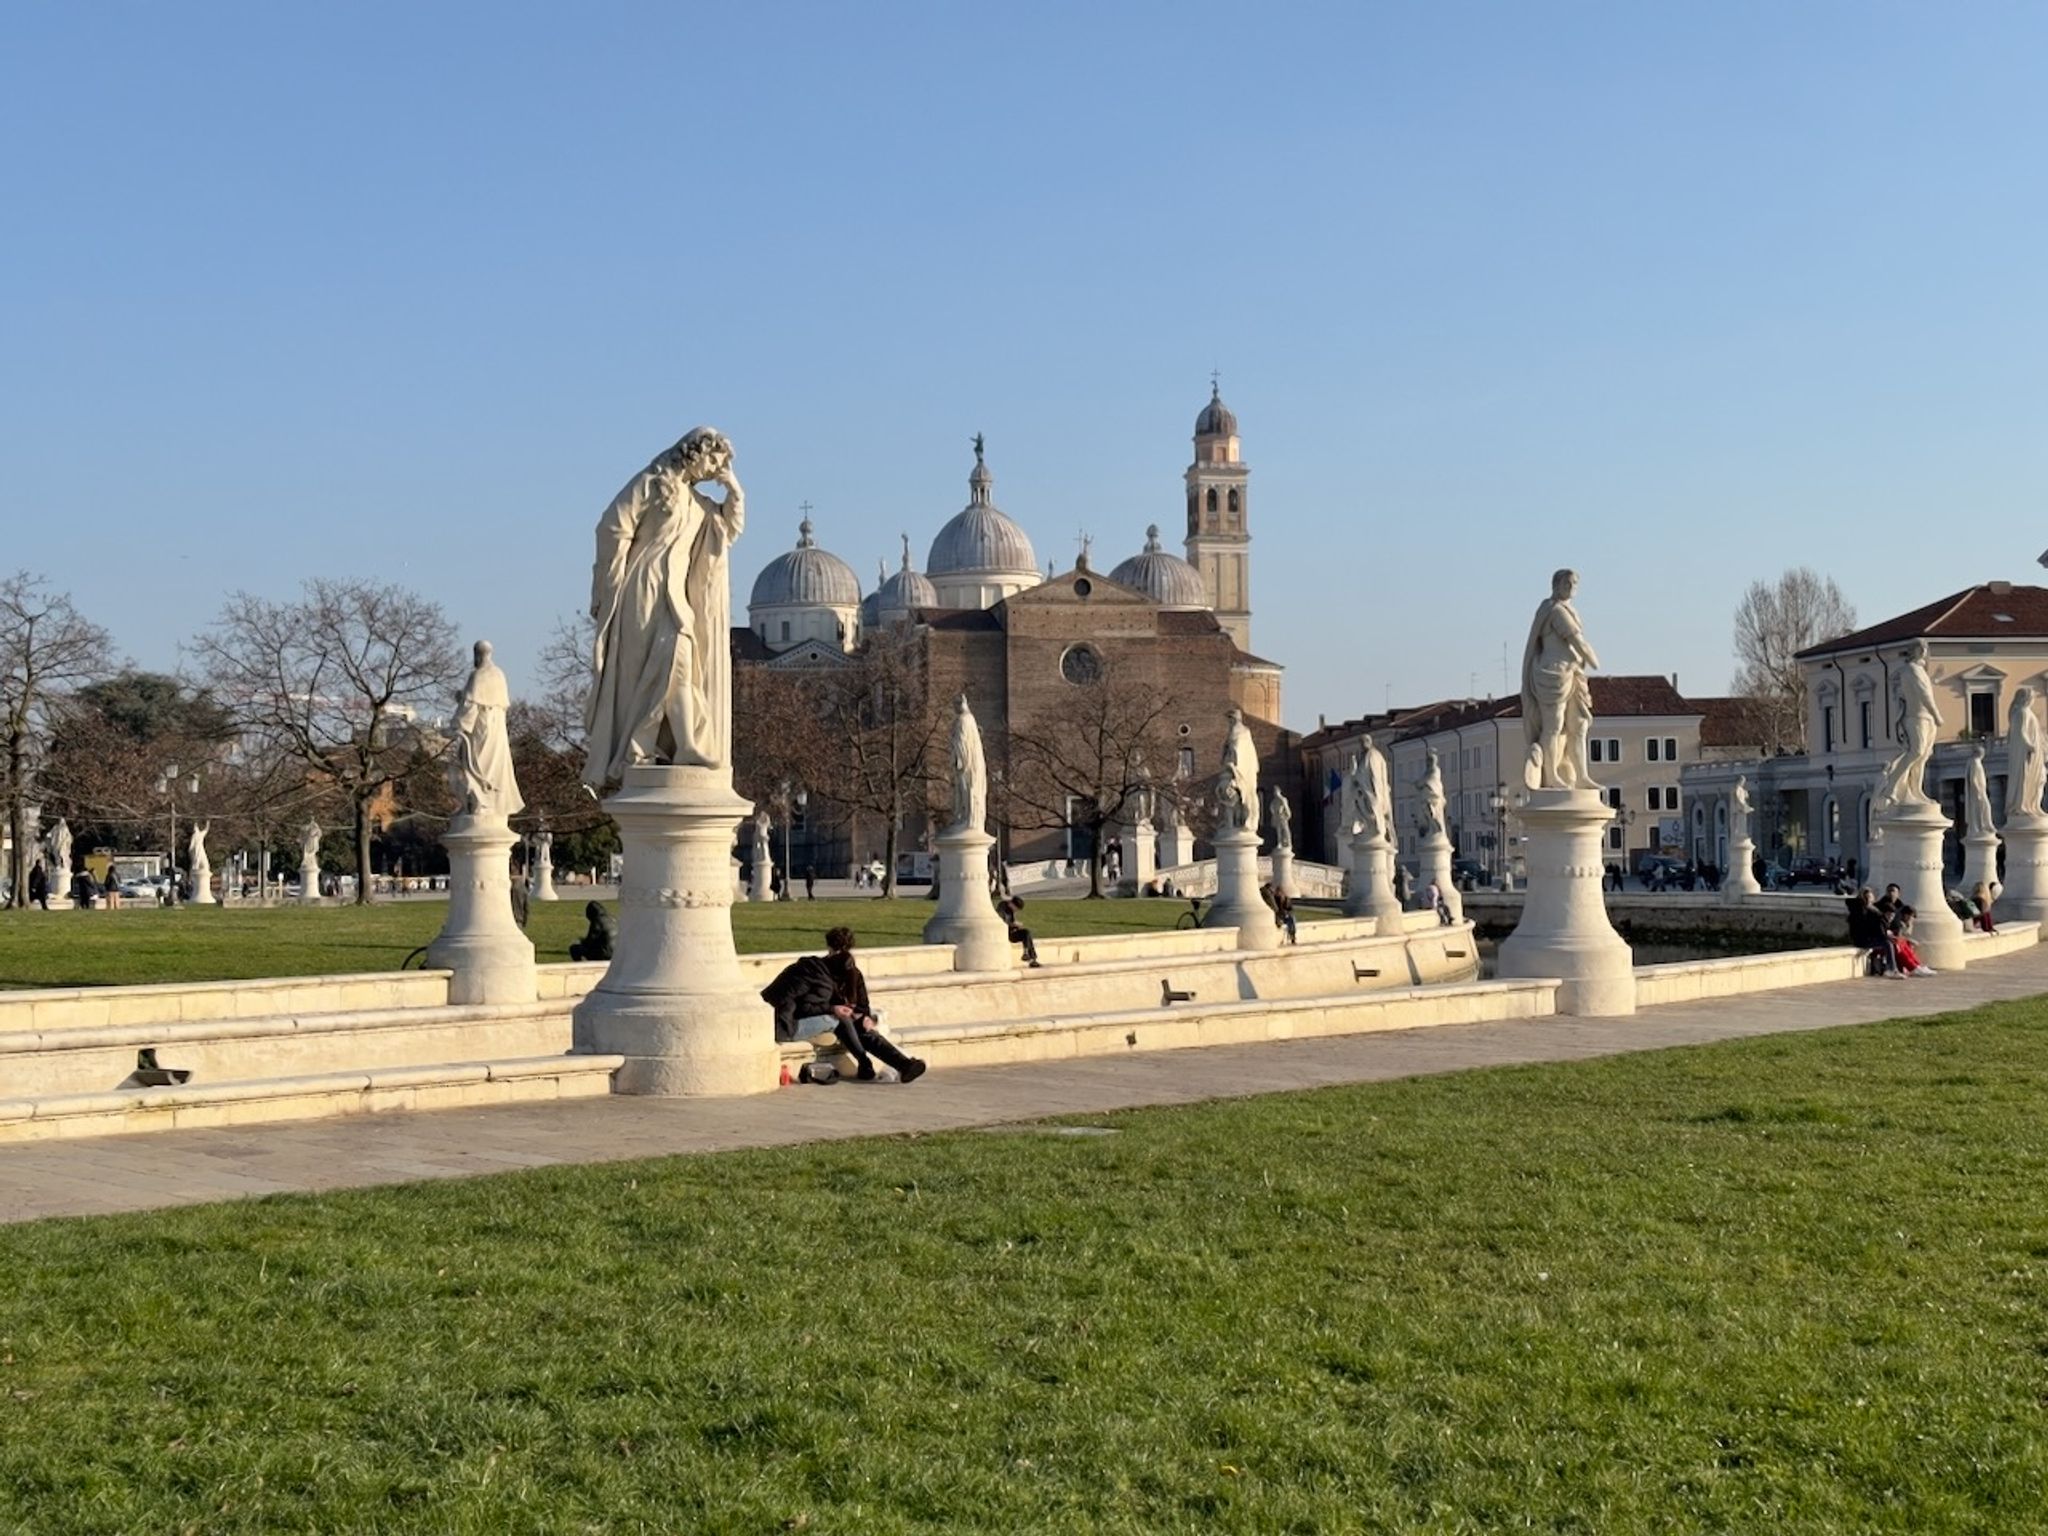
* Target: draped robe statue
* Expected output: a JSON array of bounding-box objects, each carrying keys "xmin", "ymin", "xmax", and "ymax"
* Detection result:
[
  {"xmin": 1965, "ymin": 746, "xmax": 1995, "ymax": 837},
  {"xmin": 2009, "ymin": 688, "xmax": 2047, "ymax": 821},
  {"xmin": 1270, "ymin": 789, "xmax": 1293, "ymax": 852},
  {"xmin": 1521, "ymin": 568, "xmax": 1600, "ymax": 790},
  {"xmin": 188, "ymin": 822, "xmax": 211, "ymax": 887},
  {"xmin": 946, "ymin": 694, "xmax": 987, "ymax": 835},
  {"xmin": 583, "ymin": 428, "xmax": 744, "ymax": 788},
  {"xmin": 1220, "ymin": 707, "xmax": 1259, "ymax": 833},
  {"xmin": 449, "ymin": 640, "xmax": 524, "ymax": 818},
  {"xmin": 1420, "ymin": 748, "xmax": 1447, "ymax": 839},
  {"xmin": 1730, "ymin": 776, "xmax": 1753, "ymax": 840},
  {"xmin": 1875, "ymin": 640, "xmax": 1939, "ymax": 810},
  {"xmin": 300, "ymin": 820, "xmax": 322, "ymax": 884},
  {"xmin": 1347, "ymin": 739, "xmax": 1388, "ymax": 843},
  {"xmin": 44, "ymin": 818, "xmax": 72, "ymax": 879}
]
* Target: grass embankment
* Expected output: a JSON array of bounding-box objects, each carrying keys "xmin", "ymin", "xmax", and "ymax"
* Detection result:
[
  {"xmin": 0, "ymin": 895, "xmax": 1275, "ymax": 990},
  {"xmin": 5, "ymin": 1001, "xmax": 2048, "ymax": 1531}
]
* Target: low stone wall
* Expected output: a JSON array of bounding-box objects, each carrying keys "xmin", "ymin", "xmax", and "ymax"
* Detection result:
[
  {"xmin": 0, "ymin": 971, "xmax": 454, "ymax": 1036},
  {"xmin": 1466, "ymin": 891, "xmax": 1861, "ymax": 942},
  {"xmin": 1631, "ymin": 918, "xmax": 2039, "ymax": 1005}
]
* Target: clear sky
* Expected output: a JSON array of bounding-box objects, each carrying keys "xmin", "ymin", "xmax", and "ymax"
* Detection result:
[{"xmin": 7, "ymin": 2, "xmax": 2046, "ymax": 731}]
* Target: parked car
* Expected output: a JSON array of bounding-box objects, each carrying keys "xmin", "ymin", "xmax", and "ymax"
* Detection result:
[
  {"xmin": 1451, "ymin": 857, "xmax": 1486, "ymax": 886},
  {"xmin": 1636, "ymin": 854, "xmax": 1692, "ymax": 890}
]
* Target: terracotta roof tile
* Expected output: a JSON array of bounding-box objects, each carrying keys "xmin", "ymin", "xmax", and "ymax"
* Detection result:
[{"xmin": 1794, "ymin": 584, "xmax": 2048, "ymax": 659}]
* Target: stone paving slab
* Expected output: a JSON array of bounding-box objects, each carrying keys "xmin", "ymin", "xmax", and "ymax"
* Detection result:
[{"xmin": 4, "ymin": 945, "xmax": 2046, "ymax": 1227}]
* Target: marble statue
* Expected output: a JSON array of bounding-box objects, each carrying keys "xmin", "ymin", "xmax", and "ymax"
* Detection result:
[
  {"xmin": 1346, "ymin": 737, "xmax": 1389, "ymax": 842},
  {"xmin": 188, "ymin": 821, "xmax": 211, "ymax": 883},
  {"xmin": 583, "ymin": 427, "xmax": 744, "ymax": 788},
  {"xmin": 753, "ymin": 808, "xmax": 772, "ymax": 858},
  {"xmin": 43, "ymin": 818, "xmax": 72, "ymax": 877},
  {"xmin": 1520, "ymin": 568, "xmax": 1600, "ymax": 790},
  {"xmin": 947, "ymin": 694, "xmax": 987, "ymax": 835},
  {"xmin": 2007, "ymin": 687, "xmax": 2045, "ymax": 821},
  {"xmin": 533, "ymin": 829, "xmax": 554, "ymax": 880},
  {"xmin": 1965, "ymin": 744, "xmax": 1995, "ymax": 837},
  {"xmin": 448, "ymin": 640, "xmax": 524, "ymax": 818},
  {"xmin": 1875, "ymin": 639, "xmax": 1939, "ymax": 809},
  {"xmin": 1420, "ymin": 748, "xmax": 1447, "ymax": 839},
  {"xmin": 1270, "ymin": 788, "xmax": 1293, "ymax": 852},
  {"xmin": 1220, "ymin": 707, "xmax": 1259, "ymax": 832},
  {"xmin": 300, "ymin": 819, "xmax": 322, "ymax": 882},
  {"xmin": 1730, "ymin": 776, "xmax": 1753, "ymax": 836}
]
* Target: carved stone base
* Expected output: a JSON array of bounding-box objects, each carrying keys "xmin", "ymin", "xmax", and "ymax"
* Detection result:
[
  {"xmin": 1419, "ymin": 830, "xmax": 1461, "ymax": 922},
  {"xmin": 1995, "ymin": 815, "xmax": 2048, "ymax": 931},
  {"xmin": 532, "ymin": 862, "xmax": 559, "ymax": 902},
  {"xmin": 1206, "ymin": 827, "xmax": 1281, "ymax": 951},
  {"xmin": 1496, "ymin": 788, "xmax": 1636, "ymax": 1016},
  {"xmin": 426, "ymin": 814, "xmax": 537, "ymax": 1005},
  {"xmin": 571, "ymin": 765, "xmax": 778, "ymax": 1096},
  {"xmin": 1863, "ymin": 823, "xmax": 1887, "ymax": 895},
  {"xmin": 1117, "ymin": 817, "xmax": 1156, "ymax": 897},
  {"xmin": 1722, "ymin": 835, "xmax": 1761, "ymax": 899},
  {"xmin": 1961, "ymin": 828, "xmax": 2001, "ymax": 904},
  {"xmin": 1269, "ymin": 846, "xmax": 1295, "ymax": 899},
  {"xmin": 189, "ymin": 875, "xmax": 216, "ymax": 906},
  {"xmin": 1158, "ymin": 824, "xmax": 1194, "ymax": 870},
  {"xmin": 922, "ymin": 827, "xmax": 1014, "ymax": 972},
  {"xmin": 1870, "ymin": 800, "xmax": 1966, "ymax": 970},
  {"xmin": 748, "ymin": 854, "xmax": 773, "ymax": 903},
  {"xmin": 1342, "ymin": 831, "xmax": 1401, "ymax": 922}
]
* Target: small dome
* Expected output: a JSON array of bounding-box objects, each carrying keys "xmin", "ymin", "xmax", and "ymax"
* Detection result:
[
  {"xmin": 862, "ymin": 535, "xmax": 940, "ymax": 627},
  {"xmin": 749, "ymin": 518, "xmax": 861, "ymax": 609},
  {"xmin": 927, "ymin": 438, "xmax": 1038, "ymax": 578},
  {"xmin": 1110, "ymin": 524, "xmax": 1209, "ymax": 610},
  {"xmin": 1195, "ymin": 380, "xmax": 1238, "ymax": 438}
]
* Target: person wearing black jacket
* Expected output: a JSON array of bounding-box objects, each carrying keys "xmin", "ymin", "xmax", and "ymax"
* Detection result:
[
  {"xmin": 760, "ymin": 926, "xmax": 927, "ymax": 1082},
  {"xmin": 1846, "ymin": 888, "xmax": 1901, "ymax": 976}
]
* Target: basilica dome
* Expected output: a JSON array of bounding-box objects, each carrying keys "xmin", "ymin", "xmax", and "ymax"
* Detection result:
[
  {"xmin": 926, "ymin": 438, "xmax": 1042, "ymax": 610},
  {"xmin": 1110, "ymin": 525, "xmax": 1209, "ymax": 610},
  {"xmin": 862, "ymin": 535, "xmax": 940, "ymax": 629},
  {"xmin": 750, "ymin": 519, "xmax": 861, "ymax": 610},
  {"xmin": 1194, "ymin": 381, "xmax": 1238, "ymax": 438}
]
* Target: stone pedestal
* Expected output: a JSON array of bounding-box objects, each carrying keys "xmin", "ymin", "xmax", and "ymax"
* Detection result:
[
  {"xmin": 1159, "ymin": 822, "xmax": 1194, "ymax": 870},
  {"xmin": 1269, "ymin": 846, "xmax": 1295, "ymax": 898},
  {"xmin": 921, "ymin": 827, "xmax": 1014, "ymax": 971},
  {"xmin": 1342, "ymin": 830, "xmax": 1401, "ymax": 922},
  {"xmin": 571, "ymin": 765, "xmax": 779, "ymax": 1096},
  {"xmin": 1117, "ymin": 817, "xmax": 1156, "ymax": 896},
  {"xmin": 1206, "ymin": 826, "xmax": 1281, "ymax": 951},
  {"xmin": 299, "ymin": 865, "xmax": 321, "ymax": 905},
  {"xmin": 1419, "ymin": 830, "xmax": 1461, "ymax": 922},
  {"xmin": 1870, "ymin": 801, "xmax": 1967, "ymax": 970},
  {"xmin": 190, "ymin": 873, "xmax": 216, "ymax": 906},
  {"xmin": 1864, "ymin": 823, "xmax": 1886, "ymax": 894},
  {"xmin": 1497, "ymin": 788, "xmax": 1636, "ymax": 1016},
  {"xmin": 1722, "ymin": 836, "xmax": 1761, "ymax": 899},
  {"xmin": 748, "ymin": 850, "xmax": 774, "ymax": 903},
  {"xmin": 532, "ymin": 860, "xmax": 559, "ymax": 903},
  {"xmin": 426, "ymin": 814, "xmax": 537, "ymax": 1005},
  {"xmin": 1962, "ymin": 828, "xmax": 2001, "ymax": 902},
  {"xmin": 1995, "ymin": 815, "xmax": 2048, "ymax": 930}
]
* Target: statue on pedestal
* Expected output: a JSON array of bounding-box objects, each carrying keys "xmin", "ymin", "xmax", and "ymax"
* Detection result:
[
  {"xmin": 188, "ymin": 821, "xmax": 211, "ymax": 888},
  {"xmin": 1730, "ymin": 776, "xmax": 1753, "ymax": 837},
  {"xmin": 1966, "ymin": 743, "xmax": 1995, "ymax": 837},
  {"xmin": 1875, "ymin": 640, "xmax": 1940, "ymax": 810},
  {"xmin": 43, "ymin": 818, "xmax": 72, "ymax": 879},
  {"xmin": 753, "ymin": 808, "xmax": 772, "ymax": 861},
  {"xmin": 1420, "ymin": 748, "xmax": 1447, "ymax": 839},
  {"xmin": 1346, "ymin": 737, "xmax": 1389, "ymax": 842},
  {"xmin": 583, "ymin": 428, "xmax": 744, "ymax": 788},
  {"xmin": 1520, "ymin": 568, "xmax": 1600, "ymax": 790},
  {"xmin": 1270, "ymin": 789, "xmax": 1293, "ymax": 852},
  {"xmin": 2007, "ymin": 687, "xmax": 2046, "ymax": 821},
  {"xmin": 1219, "ymin": 707, "xmax": 1259, "ymax": 832},
  {"xmin": 300, "ymin": 819, "xmax": 322, "ymax": 888},
  {"xmin": 448, "ymin": 640, "xmax": 524, "ymax": 818},
  {"xmin": 946, "ymin": 694, "xmax": 987, "ymax": 835}
]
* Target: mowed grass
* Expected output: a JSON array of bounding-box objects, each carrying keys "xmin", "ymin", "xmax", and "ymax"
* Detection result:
[
  {"xmin": 0, "ymin": 895, "xmax": 1274, "ymax": 989},
  {"xmin": 6, "ymin": 1002, "xmax": 2048, "ymax": 1532}
]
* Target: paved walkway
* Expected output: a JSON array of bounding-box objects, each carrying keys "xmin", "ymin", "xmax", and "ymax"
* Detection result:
[{"xmin": 6, "ymin": 946, "xmax": 2047, "ymax": 1227}]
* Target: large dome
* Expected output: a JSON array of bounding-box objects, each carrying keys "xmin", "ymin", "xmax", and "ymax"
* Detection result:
[
  {"xmin": 1195, "ymin": 380, "xmax": 1238, "ymax": 438},
  {"xmin": 927, "ymin": 439, "xmax": 1038, "ymax": 578},
  {"xmin": 862, "ymin": 536, "xmax": 940, "ymax": 627},
  {"xmin": 1110, "ymin": 525, "xmax": 1209, "ymax": 609},
  {"xmin": 749, "ymin": 519, "xmax": 861, "ymax": 609}
]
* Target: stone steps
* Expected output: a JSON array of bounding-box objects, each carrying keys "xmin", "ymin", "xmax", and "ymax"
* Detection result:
[
  {"xmin": 0, "ymin": 1053, "xmax": 622, "ymax": 1144},
  {"xmin": 781, "ymin": 977, "xmax": 1559, "ymax": 1074}
]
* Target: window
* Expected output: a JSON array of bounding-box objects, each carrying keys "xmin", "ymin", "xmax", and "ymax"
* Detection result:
[
  {"xmin": 1227, "ymin": 489, "xmax": 1240, "ymax": 514},
  {"xmin": 1605, "ymin": 786, "xmax": 1622, "ymax": 810},
  {"xmin": 1647, "ymin": 739, "xmax": 1661, "ymax": 763},
  {"xmin": 1590, "ymin": 739, "xmax": 1603, "ymax": 764},
  {"xmin": 1177, "ymin": 746, "xmax": 1195, "ymax": 779},
  {"xmin": 1646, "ymin": 787, "xmax": 1661, "ymax": 812},
  {"xmin": 1594, "ymin": 738, "xmax": 1621, "ymax": 764},
  {"xmin": 1823, "ymin": 705, "xmax": 1835, "ymax": 752},
  {"xmin": 779, "ymin": 620, "xmax": 790, "ymax": 643},
  {"xmin": 1206, "ymin": 488, "xmax": 1218, "ymax": 514},
  {"xmin": 1060, "ymin": 645, "xmax": 1102, "ymax": 685},
  {"xmin": 1664, "ymin": 737, "xmax": 1677, "ymax": 761},
  {"xmin": 1970, "ymin": 689, "xmax": 1998, "ymax": 736},
  {"xmin": 1608, "ymin": 826, "xmax": 1623, "ymax": 851},
  {"xmin": 1858, "ymin": 700, "xmax": 1872, "ymax": 748}
]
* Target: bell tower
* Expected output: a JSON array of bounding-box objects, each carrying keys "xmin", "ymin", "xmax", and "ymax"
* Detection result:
[{"xmin": 1183, "ymin": 377, "xmax": 1252, "ymax": 650}]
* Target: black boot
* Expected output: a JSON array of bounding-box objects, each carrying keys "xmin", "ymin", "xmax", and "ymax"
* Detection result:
[
  {"xmin": 856, "ymin": 1024, "xmax": 923, "ymax": 1082},
  {"xmin": 833, "ymin": 1018, "xmax": 877, "ymax": 1080}
]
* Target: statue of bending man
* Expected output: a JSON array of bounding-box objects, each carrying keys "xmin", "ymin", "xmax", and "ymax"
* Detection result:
[
  {"xmin": 1521, "ymin": 568, "xmax": 1600, "ymax": 790},
  {"xmin": 583, "ymin": 427, "xmax": 744, "ymax": 789}
]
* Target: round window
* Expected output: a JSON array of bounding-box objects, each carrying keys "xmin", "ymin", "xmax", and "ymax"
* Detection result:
[
  {"xmin": 1073, "ymin": 577, "xmax": 1093, "ymax": 598},
  {"xmin": 1060, "ymin": 645, "xmax": 1102, "ymax": 685}
]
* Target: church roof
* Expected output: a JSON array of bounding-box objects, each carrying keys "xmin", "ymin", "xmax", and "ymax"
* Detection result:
[
  {"xmin": 1794, "ymin": 582, "xmax": 2048, "ymax": 659},
  {"xmin": 928, "ymin": 439, "xmax": 1038, "ymax": 578},
  {"xmin": 749, "ymin": 518, "xmax": 861, "ymax": 610},
  {"xmin": 1194, "ymin": 380, "xmax": 1238, "ymax": 438},
  {"xmin": 862, "ymin": 534, "xmax": 940, "ymax": 628},
  {"xmin": 1109, "ymin": 525, "xmax": 1209, "ymax": 610}
]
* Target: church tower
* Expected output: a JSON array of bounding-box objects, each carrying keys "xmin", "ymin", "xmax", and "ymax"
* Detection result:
[{"xmin": 1184, "ymin": 379, "xmax": 1252, "ymax": 650}]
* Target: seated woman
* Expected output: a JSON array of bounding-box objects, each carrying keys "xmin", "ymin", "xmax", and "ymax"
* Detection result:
[
  {"xmin": 1890, "ymin": 905, "xmax": 1937, "ymax": 976},
  {"xmin": 760, "ymin": 926, "xmax": 926, "ymax": 1082},
  {"xmin": 569, "ymin": 901, "xmax": 616, "ymax": 962},
  {"xmin": 1972, "ymin": 881, "xmax": 1998, "ymax": 934}
]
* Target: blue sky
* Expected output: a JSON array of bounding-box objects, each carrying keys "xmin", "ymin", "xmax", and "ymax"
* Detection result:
[{"xmin": 6, "ymin": 2, "xmax": 2046, "ymax": 731}]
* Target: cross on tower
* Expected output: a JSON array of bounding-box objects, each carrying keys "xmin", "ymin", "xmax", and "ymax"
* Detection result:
[
  {"xmin": 797, "ymin": 500, "xmax": 814, "ymax": 518},
  {"xmin": 1076, "ymin": 528, "xmax": 1093, "ymax": 566}
]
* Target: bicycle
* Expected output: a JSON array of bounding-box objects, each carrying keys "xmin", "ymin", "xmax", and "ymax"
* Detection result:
[{"xmin": 1174, "ymin": 896, "xmax": 1206, "ymax": 930}]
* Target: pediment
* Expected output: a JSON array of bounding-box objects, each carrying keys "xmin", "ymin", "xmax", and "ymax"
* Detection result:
[
  {"xmin": 1007, "ymin": 567, "xmax": 1153, "ymax": 608},
  {"xmin": 764, "ymin": 639, "xmax": 854, "ymax": 669}
]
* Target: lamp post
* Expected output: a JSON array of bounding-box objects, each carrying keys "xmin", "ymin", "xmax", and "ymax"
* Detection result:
[
  {"xmin": 777, "ymin": 780, "xmax": 807, "ymax": 900},
  {"xmin": 154, "ymin": 762, "xmax": 199, "ymax": 904},
  {"xmin": 1489, "ymin": 787, "xmax": 1507, "ymax": 884}
]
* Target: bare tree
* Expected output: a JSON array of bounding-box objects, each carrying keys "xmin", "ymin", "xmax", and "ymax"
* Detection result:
[
  {"xmin": 1005, "ymin": 660, "xmax": 1185, "ymax": 898},
  {"xmin": 0, "ymin": 573, "xmax": 113, "ymax": 905},
  {"xmin": 192, "ymin": 579, "xmax": 465, "ymax": 903},
  {"xmin": 1732, "ymin": 568, "xmax": 1857, "ymax": 754}
]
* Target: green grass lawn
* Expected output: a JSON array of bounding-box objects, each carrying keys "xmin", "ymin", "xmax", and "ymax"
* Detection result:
[
  {"xmin": 0, "ymin": 895, "xmax": 1277, "ymax": 990},
  {"xmin": 5, "ymin": 1000, "xmax": 2048, "ymax": 1532}
]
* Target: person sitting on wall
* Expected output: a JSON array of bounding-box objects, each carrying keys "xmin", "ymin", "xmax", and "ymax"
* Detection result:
[
  {"xmin": 1846, "ymin": 887, "xmax": 1901, "ymax": 978},
  {"xmin": 1890, "ymin": 904, "xmax": 1937, "ymax": 975},
  {"xmin": 1971, "ymin": 881, "xmax": 1998, "ymax": 934},
  {"xmin": 996, "ymin": 893, "xmax": 1042, "ymax": 967},
  {"xmin": 569, "ymin": 900, "xmax": 616, "ymax": 963},
  {"xmin": 760, "ymin": 926, "xmax": 926, "ymax": 1082}
]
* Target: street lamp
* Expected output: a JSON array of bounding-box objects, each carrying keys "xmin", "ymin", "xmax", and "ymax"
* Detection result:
[
  {"xmin": 154, "ymin": 762, "xmax": 200, "ymax": 904},
  {"xmin": 777, "ymin": 780, "xmax": 807, "ymax": 899},
  {"xmin": 1488, "ymin": 788, "xmax": 1507, "ymax": 884}
]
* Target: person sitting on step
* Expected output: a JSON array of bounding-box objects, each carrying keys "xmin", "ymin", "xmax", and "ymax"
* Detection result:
[
  {"xmin": 760, "ymin": 926, "xmax": 926, "ymax": 1082},
  {"xmin": 996, "ymin": 893, "xmax": 1042, "ymax": 967},
  {"xmin": 569, "ymin": 900, "xmax": 616, "ymax": 963}
]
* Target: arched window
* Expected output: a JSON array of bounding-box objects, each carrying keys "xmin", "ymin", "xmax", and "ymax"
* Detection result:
[
  {"xmin": 1206, "ymin": 488, "xmax": 1218, "ymax": 514},
  {"xmin": 1227, "ymin": 489, "xmax": 1239, "ymax": 514}
]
